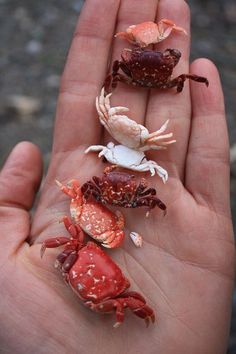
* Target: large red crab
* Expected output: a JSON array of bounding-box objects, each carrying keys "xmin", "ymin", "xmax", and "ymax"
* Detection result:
[
  {"xmin": 105, "ymin": 48, "xmax": 209, "ymax": 92},
  {"xmin": 41, "ymin": 221, "xmax": 155, "ymax": 327},
  {"xmin": 81, "ymin": 166, "xmax": 166, "ymax": 216},
  {"xmin": 55, "ymin": 179, "xmax": 125, "ymax": 248}
]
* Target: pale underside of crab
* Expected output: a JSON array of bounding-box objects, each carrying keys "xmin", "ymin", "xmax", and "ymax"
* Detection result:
[
  {"xmin": 85, "ymin": 142, "xmax": 168, "ymax": 183},
  {"xmin": 115, "ymin": 19, "xmax": 187, "ymax": 48},
  {"xmin": 96, "ymin": 88, "xmax": 176, "ymax": 152}
]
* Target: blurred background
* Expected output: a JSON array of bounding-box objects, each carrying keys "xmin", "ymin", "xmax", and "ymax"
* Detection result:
[{"xmin": 0, "ymin": 0, "xmax": 235, "ymax": 352}]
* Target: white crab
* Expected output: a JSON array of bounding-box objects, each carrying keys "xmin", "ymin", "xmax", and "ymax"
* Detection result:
[
  {"xmin": 85, "ymin": 142, "xmax": 168, "ymax": 183},
  {"xmin": 96, "ymin": 88, "xmax": 176, "ymax": 152}
]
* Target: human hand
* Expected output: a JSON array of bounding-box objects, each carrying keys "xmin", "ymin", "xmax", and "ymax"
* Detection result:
[{"xmin": 0, "ymin": 1, "xmax": 234, "ymax": 353}]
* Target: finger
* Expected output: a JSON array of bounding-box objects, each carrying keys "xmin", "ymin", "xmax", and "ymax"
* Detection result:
[
  {"xmin": 0, "ymin": 142, "xmax": 43, "ymax": 209},
  {"xmin": 185, "ymin": 59, "xmax": 231, "ymax": 215},
  {"xmin": 146, "ymin": 0, "xmax": 191, "ymax": 181},
  {"xmin": 53, "ymin": 0, "xmax": 121, "ymax": 152},
  {"xmin": 103, "ymin": 0, "xmax": 159, "ymax": 146},
  {"xmin": 0, "ymin": 142, "xmax": 43, "ymax": 253}
]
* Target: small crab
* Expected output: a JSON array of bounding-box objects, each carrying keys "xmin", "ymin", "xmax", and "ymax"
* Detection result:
[
  {"xmin": 81, "ymin": 165, "xmax": 167, "ymax": 216},
  {"xmin": 105, "ymin": 48, "xmax": 209, "ymax": 92},
  {"xmin": 96, "ymin": 87, "xmax": 176, "ymax": 151},
  {"xmin": 85, "ymin": 142, "xmax": 169, "ymax": 183},
  {"xmin": 55, "ymin": 179, "xmax": 142, "ymax": 248},
  {"xmin": 41, "ymin": 226, "xmax": 155, "ymax": 327},
  {"xmin": 115, "ymin": 19, "xmax": 187, "ymax": 47},
  {"xmin": 55, "ymin": 179, "xmax": 125, "ymax": 248}
]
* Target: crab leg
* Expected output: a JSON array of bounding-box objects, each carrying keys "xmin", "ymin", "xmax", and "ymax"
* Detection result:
[
  {"xmin": 137, "ymin": 188, "xmax": 156, "ymax": 196},
  {"xmin": 85, "ymin": 299, "xmax": 125, "ymax": 327},
  {"xmin": 133, "ymin": 178, "xmax": 149, "ymax": 196},
  {"xmin": 40, "ymin": 237, "xmax": 71, "ymax": 258},
  {"xmin": 140, "ymin": 137, "xmax": 176, "ymax": 152},
  {"xmin": 84, "ymin": 145, "xmax": 105, "ymax": 154},
  {"xmin": 147, "ymin": 132, "xmax": 173, "ymax": 142},
  {"xmin": 41, "ymin": 216, "xmax": 85, "ymax": 259},
  {"xmin": 60, "ymin": 251, "xmax": 79, "ymax": 273},
  {"xmin": 106, "ymin": 59, "xmax": 134, "ymax": 90},
  {"xmin": 132, "ymin": 161, "xmax": 168, "ymax": 182},
  {"xmin": 137, "ymin": 196, "xmax": 166, "ymax": 213},
  {"xmin": 147, "ymin": 119, "xmax": 170, "ymax": 137},
  {"xmin": 167, "ymin": 74, "xmax": 209, "ymax": 92},
  {"xmin": 81, "ymin": 180, "xmax": 101, "ymax": 200},
  {"xmin": 139, "ymin": 145, "xmax": 165, "ymax": 152},
  {"xmin": 62, "ymin": 216, "xmax": 85, "ymax": 243},
  {"xmin": 103, "ymin": 90, "xmax": 112, "ymax": 113},
  {"xmin": 96, "ymin": 97, "xmax": 108, "ymax": 122},
  {"xmin": 55, "ymin": 179, "xmax": 82, "ymax": 201},
  {"xmin": 118, "ymin": 291, "xmax": 155, "ymax": 326},
  {"xmin": 143, "ymin": 120, "xmax": 176, "ymax": 148},
  {"xmin": 85, "ymin": 291, "xmax": 155, "ymax": 328},
  {"xmin": 111, "ymin": 72, "xmax": 133, "ymax": 90},
  {"xmin": 55, "ymin": 248, "xmax": 77, "ymax": 269}
]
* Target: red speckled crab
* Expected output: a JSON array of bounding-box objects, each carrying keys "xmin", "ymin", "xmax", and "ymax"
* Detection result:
[
  {"xmin": 41, "ymin": 222, "xmax": 155, "ymax": 327},
  {"xmin": 105, "ymin": 48, "xmax": 209, "ymax": 92},
  {"xmin": 115, "ymin": 19, "xmax": 187, "ymax": 47},
  {"xmin": 55, "ymin": 179, "xmax": 125, "ymax": 248},
  {"xmin": 81, "ymin": 165, "xmax": 166, "ymax": 216}
]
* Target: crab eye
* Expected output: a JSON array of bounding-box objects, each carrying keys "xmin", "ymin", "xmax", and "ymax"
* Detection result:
[
  {"xmin": 67, "ymin": 182, "xmax": 72, "ymax": 188},
  {"xmin": 169, "ymin": 49, "xmax": 181, "ymax": 62}
]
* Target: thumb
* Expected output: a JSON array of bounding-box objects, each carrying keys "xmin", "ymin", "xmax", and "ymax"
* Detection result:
[{"xmin": 0, "ymin": 142, "xmax": 43, "ymax": 256}]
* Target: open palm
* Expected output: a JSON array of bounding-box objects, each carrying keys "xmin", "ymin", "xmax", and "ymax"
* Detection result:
[{"xmin": 0, "ymin": 1, "xmax": 234, "ymax": 353}]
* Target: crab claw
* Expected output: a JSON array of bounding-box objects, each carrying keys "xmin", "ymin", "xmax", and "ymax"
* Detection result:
[
  {"xmin": 157, "ymin": 18, "xmax": 187, "ymax": 40},
  {"xmin": 86, "ymin": 291, "xmax": 155, "ymax": 328},
  {"xmin": 115, "ymin": 19, "xmax": 187, "ymax": 47}
]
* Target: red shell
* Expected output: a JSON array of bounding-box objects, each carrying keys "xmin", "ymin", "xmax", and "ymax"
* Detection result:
[
  {"xmin": 73, "ymin": 198, "xmax": 122, "ymax": 234},
  {"xmin": 68, "ymin": 242, "xmax": 130, "ymax": 303}
]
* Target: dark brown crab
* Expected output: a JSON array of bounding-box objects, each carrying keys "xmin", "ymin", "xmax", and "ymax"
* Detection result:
[
  {"xmin": 105, "ymin": 48, "xmax": 209, "ymax": 92},
  {"xmin": 81, "ymin": 166, "xmax": 166, "ymax": 216}
]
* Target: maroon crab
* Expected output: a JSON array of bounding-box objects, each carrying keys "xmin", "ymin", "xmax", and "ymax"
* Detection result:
[
  {"xmin": 41, "ymin": 217, "xmax": 155, "ymax": 327},
  {"xmin": 81, "ymin": 166, "xmax": 166, "ymax": 216},
  {"xmin": 105, "ymin": 48, "xmax": 209, "ymax": 92}
]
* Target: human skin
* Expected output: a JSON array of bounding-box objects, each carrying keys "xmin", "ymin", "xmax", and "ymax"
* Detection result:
[{"xmin": 0, "ymin": 1, "xmax": 235, "ymax": 353}]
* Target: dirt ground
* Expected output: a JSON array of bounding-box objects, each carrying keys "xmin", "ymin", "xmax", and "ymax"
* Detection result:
[{"xmin": 1, "ymin": 0, "xmax": 236, "ymax": 352}]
